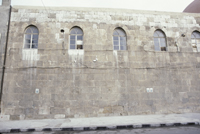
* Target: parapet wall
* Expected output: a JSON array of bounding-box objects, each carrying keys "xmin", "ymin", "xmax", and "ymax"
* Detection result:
[{"xmin": 2, "ymin": 6, "xmax": 200, "ymax": 120}]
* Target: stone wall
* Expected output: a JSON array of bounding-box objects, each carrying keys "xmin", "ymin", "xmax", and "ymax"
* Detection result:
[
  {"xmin": 1, "ymin": 6, "xmax": 200, "ymax": 120},
  {"xmin": 0, "ymin": 0, "xmax": 11, "ymax": 107}
]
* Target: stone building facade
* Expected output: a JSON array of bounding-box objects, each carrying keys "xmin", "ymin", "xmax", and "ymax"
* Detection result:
[
  {"xmin": 0, "ymin": 0, "xmax": 11, "ymax": 108},
  {"xmin": 1, "ymin": 4, "xmax": 200, "ymax": 120}
]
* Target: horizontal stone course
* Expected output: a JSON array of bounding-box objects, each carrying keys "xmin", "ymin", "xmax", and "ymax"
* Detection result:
[{"xmin": 1, "ymin": 5, "xmax": 200, "ymax": 119}]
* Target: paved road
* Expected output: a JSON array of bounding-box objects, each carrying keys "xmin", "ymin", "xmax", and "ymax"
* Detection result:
[{"xmin": 5, "ymin": 126, "xmax": 200, "ymax": 134}]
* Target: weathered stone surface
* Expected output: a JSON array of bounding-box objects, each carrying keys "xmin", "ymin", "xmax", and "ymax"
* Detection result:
[
  {"xmin": 1, "ymin": 5, "xmax": 200, "ymax": 120},
  {"xmin": 0, "ymin": 114, "xmax": 10, "ymax": 121},
  {"xmin": 0, "ymin": 0, "xmax": 11, "ymax": 105}
]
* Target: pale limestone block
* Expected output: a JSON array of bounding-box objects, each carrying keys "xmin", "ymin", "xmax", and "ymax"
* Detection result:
[
  {"xmin": 197, "ymin": 57, "xmax": 200, "ymax": 62},
  {"xmin": 20, "ymin": 114, "xmax": 25, "ymax": 120},
  {"xmin": 149, "ymin": 22, "xmax": 155, "ymax": 26},
  {"xmin": 93, "ymin": 24, "xmax": 97, "ymax": 29},
  {"xmin": 55, "ymin": 33, "xmax": 59, "ymax": 39},
  {"xmin": 0, "ymin": 115, "xmax": 10, "ymax": 121},
  {"xmin": 20, "ymin": 18, "xmax": 29, "ymax": 22},
  {"xmin": 54, "ymin": 114, "xmax": 65, "ymax": 119},
  {"xmin": 18, "ymin": 9, "xmax": 26, "ymax": 13},
  {"xmin": 29, "ymin": 13, "xmax": 36, "ymax": 18}
]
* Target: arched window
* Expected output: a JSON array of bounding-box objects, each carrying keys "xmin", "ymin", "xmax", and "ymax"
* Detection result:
[
  {"xmin": 154, "ymin": 30, "xmax": 167, "ymax": 51},
  {"xmin": 69, "ymin": 27, "xmax": 83, "ymax": 49},
  {"xmin": 191, "ymin": 31, "xmax": 200, "ymax": 51},
  {"xmin": 113, "ymin": 28, "xmax": 127, "ymax": 50},
  {"xmin": 24, "ymin": 26, "xmax": 39, "ymax": 49}
]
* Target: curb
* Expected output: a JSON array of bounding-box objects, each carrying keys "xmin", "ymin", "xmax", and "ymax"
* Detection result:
[{"xmin": 0, "ymin": 122, "xmax": 199, "ymax": 133}]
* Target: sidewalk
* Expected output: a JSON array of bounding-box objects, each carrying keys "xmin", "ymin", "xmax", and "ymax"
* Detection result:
[{"xmin": 0, "ymin": 113, "xmax": 200, "ymax": 133}]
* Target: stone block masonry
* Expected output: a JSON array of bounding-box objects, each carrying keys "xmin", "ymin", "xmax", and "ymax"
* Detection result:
[
  {"xmin": 1, "ymin": 5, "xmax": 200, "ymax": 120},
  {"xmin": 0, "ymin": 0, "xmax": 11, "ymax": 112}
]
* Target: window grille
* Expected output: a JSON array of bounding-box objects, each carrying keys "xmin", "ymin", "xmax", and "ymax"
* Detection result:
[
  {"xmin": 24, "ymin": 26, "xmax": 39, "ymax": 49},
  {"xmin": 69, "ymin": 27, "xmax": 83, "ymax": 49},
  {"xmin": 191, "ymin": 31, "xmax": 200, "ymax": 52},
  {"xmin": 154, "ymin": 30, "xmax": 167, "ymax": 51},
  {"xmin": 113, "ymin": 28, "xmax": 127, "ymax": 50}
]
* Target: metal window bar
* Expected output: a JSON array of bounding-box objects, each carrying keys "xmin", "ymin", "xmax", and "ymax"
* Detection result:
[
  {"xmin": 69, "ymin": 28, "xmax": 83, "ymax": 49},
  {"xmin": 24, "ymin": 26, "xmax": 39, "ymax": 49},
  {"xmin": 154, "ymin": 30, "xmax": 166, "ymax": 51},
  {"xmin": 113, "ymin": 29, "xmax": 126, "ymax": 50}
]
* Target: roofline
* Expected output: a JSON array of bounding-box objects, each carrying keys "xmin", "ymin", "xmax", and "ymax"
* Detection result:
[{"xmin": 11, "ymin": 5, "xmax": 200, "ymax": 16}]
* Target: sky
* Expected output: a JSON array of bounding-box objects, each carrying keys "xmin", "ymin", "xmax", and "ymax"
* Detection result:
[{"xmin": 0, "ymin": 0, "xmax": 194, "ymax": 12}]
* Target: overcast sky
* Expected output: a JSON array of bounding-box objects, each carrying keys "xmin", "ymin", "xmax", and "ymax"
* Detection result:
[{"xmin": 0, "ymin": 0, "xmax": 194, "ymax": 12}]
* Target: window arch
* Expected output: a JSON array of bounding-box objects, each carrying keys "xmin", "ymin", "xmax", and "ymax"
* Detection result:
[
  {"xmin": 191, "ymin": 31, "xmax": 200, "ymax": 52},
  {"xmin": 154, "ymin": 30, "xmax": 167, "ymax": 51},
  {"xmin": 69, "ymin": 27, "xmax": 83, "ymax": 49},
  {"xmin": 24, "ymin": 26, "xmax": 39, "ymax": 49},
  {"xmin": 113, "ymin": 28, "xmax": 127, "ymax": 50}
]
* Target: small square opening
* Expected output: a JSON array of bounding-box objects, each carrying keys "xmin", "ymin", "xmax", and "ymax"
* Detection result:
[
  {"xmin": 161, "ymin": 47, "xmax": 166, "ymax": 51},
  {"xmin": 77, "ymin": 45, "xmax": 83, "ymax": 49}
]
